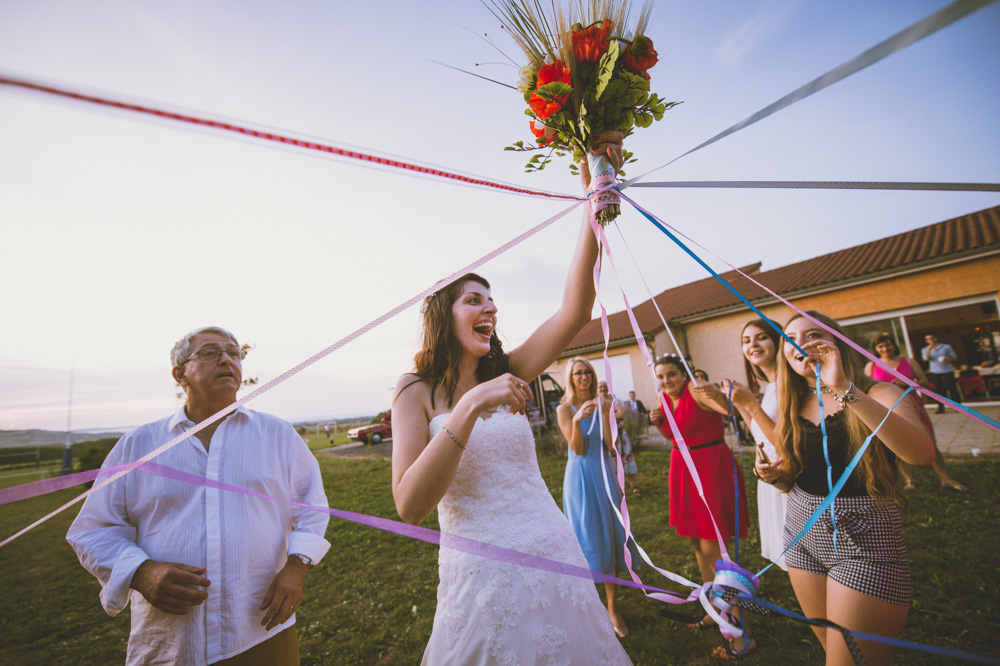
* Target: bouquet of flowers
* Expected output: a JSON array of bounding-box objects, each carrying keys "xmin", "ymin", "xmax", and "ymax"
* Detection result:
[{"xmin": 489, "ymin": 0, "xmax": 679, "ymax": 224}]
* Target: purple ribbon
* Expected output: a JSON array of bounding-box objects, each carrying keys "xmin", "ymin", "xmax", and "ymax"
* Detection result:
[
  {"xmin": 55, "ymin": 461, "xmax": 691, "ymax": 598},
  {"xmin": 0, "ymin": 464, "xmax": 130, "ymax": 505}
]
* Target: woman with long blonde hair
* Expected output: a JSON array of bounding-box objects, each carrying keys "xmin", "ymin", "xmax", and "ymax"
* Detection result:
[
  {"xmin": 558, "ymin": 356, "xmax": 639, "ymax": 638},
  {"xmin": 721, "ymin": 318, "xmax": 787, "ymax": 570},
  {"xmin": 767, "ymin": 311, "xmax": 934, "ymax": 665}
]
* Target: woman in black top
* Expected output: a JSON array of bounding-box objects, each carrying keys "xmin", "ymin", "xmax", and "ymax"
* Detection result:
[{"xmin": 760, "ymin": 311, "xmax": 933, "ymax": 666}]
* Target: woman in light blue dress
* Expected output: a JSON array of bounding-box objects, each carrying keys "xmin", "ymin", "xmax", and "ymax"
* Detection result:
[{"xmin": 557, "ymin": 356, "xmax": 639, "ymax": 638}]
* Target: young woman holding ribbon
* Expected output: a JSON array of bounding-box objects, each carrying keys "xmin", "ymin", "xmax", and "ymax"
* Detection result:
[
  {"xmin": 762, "ymin": 312, "xmax": 934, "ymax": 666},
  {"xmin": 649, "ymin": 354, "xmax": 753, "ymax": 659},
  {"xmin": 558, "ymin": 357, "xmax": 640, "ymax": 639},
  {"xmin": 391, "ymin": 132, "xmax": 633, "ymax": 664},
  {"xmin": 863, "ymin": 332, "xmax": 967, "ymax": 491},
  {"xmin": 720, "ymin": 319, "xmax": 788, "ymax": 571}
]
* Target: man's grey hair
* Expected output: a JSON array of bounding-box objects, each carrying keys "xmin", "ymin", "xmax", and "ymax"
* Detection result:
[{"xmin": 171, "ymin": 326, "xmax": 240, "ymax": 367}]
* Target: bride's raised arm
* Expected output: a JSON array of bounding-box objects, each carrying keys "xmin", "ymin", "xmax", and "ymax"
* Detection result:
[{"xmin": 508, "ymin": 131, "xmax": 624, "ymax": 381}]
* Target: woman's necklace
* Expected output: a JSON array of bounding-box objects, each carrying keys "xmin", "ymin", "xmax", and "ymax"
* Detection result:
[{"xmin": 812, "ymin": 385, "xmax": 834, "ymax": 397}]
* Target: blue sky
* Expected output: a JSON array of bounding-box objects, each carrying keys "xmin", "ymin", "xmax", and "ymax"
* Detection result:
[{"xmin": 1, "ymin": 0, "xmax": 998, "ymax": 431}]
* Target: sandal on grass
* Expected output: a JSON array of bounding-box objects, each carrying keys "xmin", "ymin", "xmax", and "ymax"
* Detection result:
[
  {"xmin": 942, "ymin": 479, "xmax": 968, "ymax": 491},
  {"xmin": 712, "ymin": 637, "xmax": 757, "ymax": 661},
  {"xmin": 631, "ymin": 487, "xmax": 642, "ymax": 496}
]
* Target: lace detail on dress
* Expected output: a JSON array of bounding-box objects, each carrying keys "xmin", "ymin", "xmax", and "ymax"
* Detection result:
[
  {"xmin": 422, "ymin": 409, "xmax": 631, "ymax": 665},
  {"xmin": 441, "ymin": 603, "xmax": 467, "ymax": 650},
  {"xmin": 533, "ymin": 625, "xmax": 570, "ymax": 666}
]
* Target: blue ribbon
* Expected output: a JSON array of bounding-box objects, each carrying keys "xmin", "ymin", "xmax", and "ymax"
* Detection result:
[
  {"xmin": 735, "ymin": 592, "xmax": 1000, "ymax": 664},
  {"xmin": 815, "ymin": 368, "xmax": 838, "ymax": 557},
  {"xmin": 625, "ymin": 197, "xmax": 806, "ymax": 358},
  {"xmin": 757, "ymin": 387, "xmax": 914, "ymax": 577}
]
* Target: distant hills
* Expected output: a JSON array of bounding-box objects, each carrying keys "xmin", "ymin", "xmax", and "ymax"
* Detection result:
[
  {"xmin": 1, "ymin": 417, "xmax": 376, "ymax": 449},
  {"xmin": 0, "ymin": 429, "xmax": 127, "ymax": 449}
]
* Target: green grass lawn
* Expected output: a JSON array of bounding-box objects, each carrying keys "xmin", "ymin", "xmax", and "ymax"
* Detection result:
[
  {"xmin": 0, "ymin": 451, "xmax": 996, "ymax": 664},
  {"xmin": 303, "ymin": 431, "xmax": 353, "ymax": 451},
  {"xmin": 0, "ymin": 462, "xmax": 64, "ymax": 489}
]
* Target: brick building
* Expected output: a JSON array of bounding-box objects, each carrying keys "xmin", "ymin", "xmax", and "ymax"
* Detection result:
[{"xmin": 553, "ymin": 205, "xmax": 1000, "ymax": 409}]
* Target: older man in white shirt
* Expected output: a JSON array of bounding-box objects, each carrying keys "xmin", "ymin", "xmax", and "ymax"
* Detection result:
[{"xmin": 67, "ymin": 326, "xmax": 330, "ymax": 665}]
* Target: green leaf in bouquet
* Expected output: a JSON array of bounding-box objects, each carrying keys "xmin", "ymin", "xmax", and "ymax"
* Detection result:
[
  {"xmin": 506, "ymin": 140, "xmax": 543, "ymax": 153},
  {"xmin": 534, "ymin": 80, "xmax": 572, "ymax": 101},
  {"xmin": 603, "ymin": 77, "xmax": 624, "ymax": 101},
  {"xmin": 594, "ymin": 40, "xmax": 620, "ymax": 101}
]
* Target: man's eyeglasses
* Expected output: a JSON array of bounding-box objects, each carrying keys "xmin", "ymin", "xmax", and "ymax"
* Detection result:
[{"xmin": 185, "ymin": 347, "xmax": 247, "ymax": 364}]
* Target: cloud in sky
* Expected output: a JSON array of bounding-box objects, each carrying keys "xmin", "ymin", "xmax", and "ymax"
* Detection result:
[{"xmin": 717, "ymin": 0, "xmax": 803, "ymax": 67}]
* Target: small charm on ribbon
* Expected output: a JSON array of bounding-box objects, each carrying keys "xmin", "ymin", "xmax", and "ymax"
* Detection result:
[{"xmin": 587, "ymin": 152, "xmax": 621, "ymax": 226}]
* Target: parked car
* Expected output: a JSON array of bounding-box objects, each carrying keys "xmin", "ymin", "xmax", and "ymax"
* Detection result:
[
  {"xmin": 348, "ymin": 411, "xmax": 392, "ymax": 445},
  {"xmin": 526, "ymin": 373, "xmax": 564, "ymax": 430}
]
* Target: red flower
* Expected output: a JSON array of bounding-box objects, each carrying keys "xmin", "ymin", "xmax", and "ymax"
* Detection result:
[
  {"xmin": 530, "ymin": 119, "xmax": 554, "ymax": 146},
  {"xmin": 623, "ymin": 35, "xmax": 658, "ymax": 73},
  {"xmin": 535, "ymin": 60, "xmax": 571, "ymax": 88},
  {"xmin": 528, "ymin": 60, "xmax": 572, "ymax": 120},
  {"xmin": 572, "ymin": 19, "xmax": 613, "ymax": 63}
]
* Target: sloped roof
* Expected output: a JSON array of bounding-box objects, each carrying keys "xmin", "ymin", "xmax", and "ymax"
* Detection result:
[{"xmin": 565, "ymin": 204, "xmax": 1000, "ymax": 352}]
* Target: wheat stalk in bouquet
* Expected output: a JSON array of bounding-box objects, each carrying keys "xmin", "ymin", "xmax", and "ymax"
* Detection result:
[{"xmin": 487, "ymin": 0, "xmax": 679, "ymax": 224}]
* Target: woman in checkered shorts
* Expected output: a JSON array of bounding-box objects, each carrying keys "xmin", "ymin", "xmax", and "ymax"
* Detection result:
[{"xmin": 756, "ymin": 312, "xmax": 934, "ymax": 665}]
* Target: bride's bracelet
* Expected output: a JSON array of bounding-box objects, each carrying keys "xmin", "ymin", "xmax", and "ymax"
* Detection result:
[{"xmin": 442, "ymin": 426, "xmax": 465, "ymax": 451}]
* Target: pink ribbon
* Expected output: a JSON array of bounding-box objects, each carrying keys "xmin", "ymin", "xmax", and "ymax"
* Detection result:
[
  {"xmin": 0, "ymin": 76, "xmax": 582, "ymax": 204},
  {"xmin": 621, "ymin": 192, "xmax": 1000, "ymax": 435},
  {"xmin": 0, "ymin": 201, "xmax": 585, "ymax": 549}
]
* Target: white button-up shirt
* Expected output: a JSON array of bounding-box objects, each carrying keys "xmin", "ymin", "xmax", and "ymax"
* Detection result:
[{"xmin": 67, "ymin": 406, "xmax": 331, "ymax": 665}]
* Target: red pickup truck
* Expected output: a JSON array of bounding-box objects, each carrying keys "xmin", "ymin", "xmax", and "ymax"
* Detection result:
[{"xmin": 347, "ymin": 411, "xmax": 392, "ymax": 445}]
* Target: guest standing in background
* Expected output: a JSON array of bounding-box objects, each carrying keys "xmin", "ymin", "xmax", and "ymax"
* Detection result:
[
  {"xmin": 921, "ymin": 334, "xmax": 961, "ymax": 413},
  {"xmin": 650, "ymin": 355, "xmax": 754, "ymax": 659},
  {"xmin": 721, "ymin": 319, "xmax": 787, "ymax": 570},
  {"xmin": 559, "ymin": 360, "xmax": 640, "ymax": 638},
  {"xmin": 599, "ymin": 381, "xmax": 642, "ymax": 496},
  {"xmin": 865, "ymin": 333, "xmax": 967, "ymax": 491}
]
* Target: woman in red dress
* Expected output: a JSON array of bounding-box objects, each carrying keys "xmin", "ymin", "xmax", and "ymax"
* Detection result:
[{"xmin": 649, "ymin": 355, "xmax": 752, "ymax": 658}]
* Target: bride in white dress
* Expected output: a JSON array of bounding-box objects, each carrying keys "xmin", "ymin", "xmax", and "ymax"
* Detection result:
[{"xmin": 392, "ymin": 131, "xmax": 633, "ymax": 665}]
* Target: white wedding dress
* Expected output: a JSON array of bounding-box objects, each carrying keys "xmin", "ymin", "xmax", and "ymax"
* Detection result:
[{"xmin": 422, "ymin": 409, "xmax": 632, "ymax": 665}]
